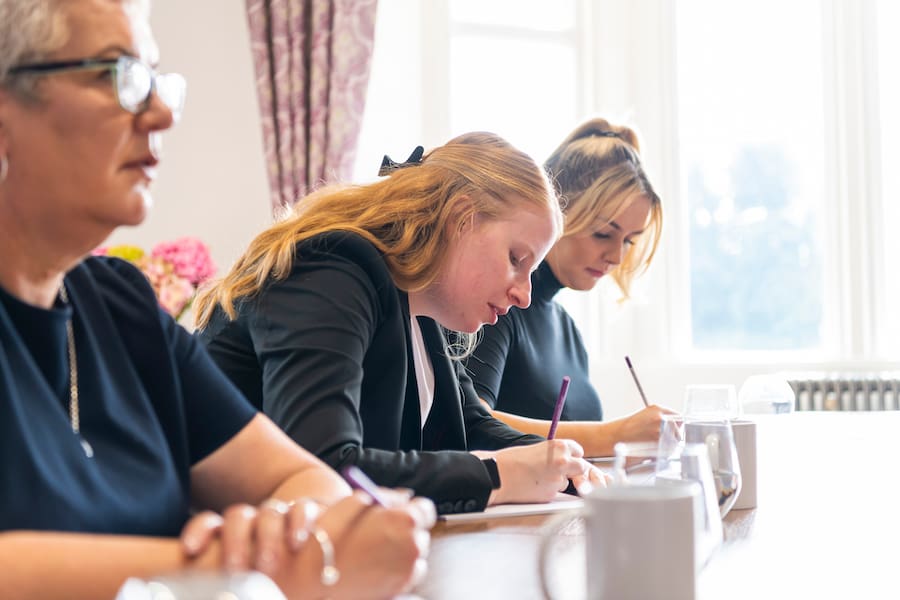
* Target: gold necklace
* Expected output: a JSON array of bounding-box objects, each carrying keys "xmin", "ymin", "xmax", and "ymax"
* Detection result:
[{"xmin": 59, "ymin": 285, "xmax": 93, "ymax": 458}]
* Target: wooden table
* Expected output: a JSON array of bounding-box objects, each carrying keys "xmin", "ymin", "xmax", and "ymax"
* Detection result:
[{"xmin": 413, "ymin": 412, "xmax": 900, "ymax": 599}]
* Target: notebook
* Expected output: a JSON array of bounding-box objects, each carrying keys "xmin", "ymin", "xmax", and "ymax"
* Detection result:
[{"xmin": 439, "ymin": 494, "xmax": 583, "ymax": 522}]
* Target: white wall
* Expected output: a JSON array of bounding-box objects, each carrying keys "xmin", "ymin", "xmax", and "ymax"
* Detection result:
[{"xmin": 105, "ymin": 0, "xmax": 272, "ymax": 276}]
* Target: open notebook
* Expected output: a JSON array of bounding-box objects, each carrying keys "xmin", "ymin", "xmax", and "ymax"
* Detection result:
[{"xmin": 439, "ymin": 493, "xmax": 583, "ymax": 523}]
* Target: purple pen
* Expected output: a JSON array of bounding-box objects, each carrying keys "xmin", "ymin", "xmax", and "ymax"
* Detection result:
[
  {"xmin": 341, "ymin": 465, "xmax": 389, "ymax": 507},
  {"xmin": 625, "ymin": 355, "xmax": 650, "ymax": 408},
  {"xmin": 547, "ymin": 376, "xmax": 571, "ymax": 440}
]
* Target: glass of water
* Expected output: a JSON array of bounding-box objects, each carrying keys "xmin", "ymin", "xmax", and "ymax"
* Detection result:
[
  {"xmin": 683, "ymin": 418, "xmax": 742, "ymax": 517},
  {"xmin": 613, "ymin": 439, "xmax": 724, "ymax": 567},
  {"xmin": 683, "ymin": 383, "xmax": 739, "ymax": 418}
]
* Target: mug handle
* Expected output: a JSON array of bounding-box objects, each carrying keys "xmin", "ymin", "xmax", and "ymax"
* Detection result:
[{"xmin": 537, "ymin": 509, "xmax": 585, "ymax": 600}]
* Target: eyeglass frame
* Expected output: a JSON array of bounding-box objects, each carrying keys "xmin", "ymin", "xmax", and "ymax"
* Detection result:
[{"xmin": 8, "ymin": 55, "xmax": 186, "ymax": 121}]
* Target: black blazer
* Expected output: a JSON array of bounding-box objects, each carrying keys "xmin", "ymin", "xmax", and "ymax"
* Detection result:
[{"xmin": 198, "ymin": 232, "xmax": 542, "ymax": 513}]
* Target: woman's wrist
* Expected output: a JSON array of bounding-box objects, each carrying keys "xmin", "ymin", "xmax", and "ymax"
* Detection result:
[
  {"xmin": 486, "ymin": 451, "xmax": 512, "ymax": 506},
  {"xmin": 270, "ymin": 521, "xmax": 349, "ymax": 598},
  {"xmin": 587, "ymin": 420, "xmax": 619, "ymax": 457}
]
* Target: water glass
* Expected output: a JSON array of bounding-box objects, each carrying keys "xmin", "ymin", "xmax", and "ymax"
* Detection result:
[
  {"xmin": 613, "ymin": 441, "xmax": 723, "ymax": 568},
  {"xmin": 683, "ymin": 418, "xmax": 742, "ymax": 517},
  {"xmin": 683, "ymin": 383, "xmax": 739, "ymax": 418}
]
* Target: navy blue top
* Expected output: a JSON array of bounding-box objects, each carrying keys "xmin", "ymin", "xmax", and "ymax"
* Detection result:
[
  {"xmin": 0, "ymin": 257, "xmax": 256, "ymax": 535},
  {"xmin": 466, "ymin": 261, "xmax": 603, "ymax": 421},
  {"xmin": 198, "ymin": 232, "xmax": 543, "ymax": 514}
]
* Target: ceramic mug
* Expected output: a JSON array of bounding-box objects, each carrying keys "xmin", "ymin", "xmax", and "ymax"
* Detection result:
[{"xmin": 538, "ymin": 482, "xmax": 699, "ymax": 600}]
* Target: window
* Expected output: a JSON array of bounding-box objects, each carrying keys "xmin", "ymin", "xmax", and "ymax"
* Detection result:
[
  {"xmin": 675, "ymin": 1, "xmax": 828, "ymax": 352},
  {"xmin": 354, "ymin": 0, "xmax": 583, "ymax": 177},
  {"xmin": 446, "ymin": 0, "xmax": 580, "ymax": 159}
]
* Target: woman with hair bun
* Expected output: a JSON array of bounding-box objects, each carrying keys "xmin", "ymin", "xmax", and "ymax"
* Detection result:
[{"xmin": 467, "ymin": 118, "xmax": 675, "ymax": 457}]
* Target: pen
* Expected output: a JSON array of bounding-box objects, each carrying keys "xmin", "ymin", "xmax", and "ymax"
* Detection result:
[
  {"xmin": 547, "ymin": 376, "xmax": 571, "ymax": 440},
  {"xmin": 624, "ymin": 355, "xmax": 650, "ymax": 407},
  {"xmin": 341, "ymin": 465, "xmax": 389, "ymax": 507}
]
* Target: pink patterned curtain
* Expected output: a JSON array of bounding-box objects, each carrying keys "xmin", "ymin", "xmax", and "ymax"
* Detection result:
[{"xmin": 245, "ymin": 0, "xmax": 378, "ymax": 212}]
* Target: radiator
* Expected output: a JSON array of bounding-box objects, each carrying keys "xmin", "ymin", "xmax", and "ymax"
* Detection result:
[{"xmin": 787, "ymin": 373, "xmax": 900, "ymax": 411}]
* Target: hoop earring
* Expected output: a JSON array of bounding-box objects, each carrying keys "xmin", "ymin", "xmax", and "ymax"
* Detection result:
[{"xmin": 0, "ymin": 155, "xmax": 7, "ymax": 184}]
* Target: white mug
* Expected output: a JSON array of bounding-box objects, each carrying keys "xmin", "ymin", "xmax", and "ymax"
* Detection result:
[
  {"xmin": 539, "ymin": 483, "xmax": 699, "ymax": 600},
  {"xmin": 730, "ymin": 419, "xmax": 757, "ymax": 509}
]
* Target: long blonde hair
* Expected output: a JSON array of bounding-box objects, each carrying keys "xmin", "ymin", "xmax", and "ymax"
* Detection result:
[
  {"xmin": 544, "ymin": 118, "xmax": 662, "ymax": 298},
  {"xmin": 194, "ymin": 131, "xmax": 561, "ymax": 329}
]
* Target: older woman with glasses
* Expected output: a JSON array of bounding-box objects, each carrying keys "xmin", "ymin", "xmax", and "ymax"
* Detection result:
[{"xmin": 0, "ymin": 1, "xmax": 433, "ymax": 598}]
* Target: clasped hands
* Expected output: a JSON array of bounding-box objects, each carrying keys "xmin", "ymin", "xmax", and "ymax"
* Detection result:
[{"xmin": 180, "ymin": 489, "xmax": 436, "ymax": 599}]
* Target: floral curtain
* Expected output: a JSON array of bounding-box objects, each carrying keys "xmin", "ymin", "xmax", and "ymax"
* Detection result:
[{"xmin": 245, "ymin": 0, "xmax": 378, "ymax": 212}]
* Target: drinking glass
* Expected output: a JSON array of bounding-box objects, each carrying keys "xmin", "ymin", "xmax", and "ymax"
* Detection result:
[
  {"xmin": 683, "ymin": 384, "xmax": 738, "ymax": 418},
  {"xmin": 611, "ymin": 441, "xmax": 659, "ymax": 486},
  {"xmin": 683, "ymin": 418, "xmax": 742, "ymax": 517},
  {"xmin": 613, "ymin": 441, "xmax": 723, "ymax": 568}
]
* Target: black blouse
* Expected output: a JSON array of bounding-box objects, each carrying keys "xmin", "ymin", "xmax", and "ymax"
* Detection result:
[
  {"xmin": 0, "ymin": 258, "xmax": 256, "ymax": 534},
  {"xmin": 198, "ymin": 232, "xmax": 542, "ymax": 514},
  {"xmin": 466, "ymin": 261, "xmax": 603, "ymax": 422}
]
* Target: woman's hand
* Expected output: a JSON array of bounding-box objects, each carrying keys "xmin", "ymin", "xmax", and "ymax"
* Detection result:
[
  {"xmin": 574, "ymin": 463, "xmax": 612, "ymax": 496},
  {"xmin": 180, "ymin": 491, "xmax": 436, "ymax": 599},
  {"xmin": 486, "ymin": 439, "xmax": 597, "ymax": 505},
  {"xmin": 278, "ymin": 491, "xmax": 436, "ymax": 599},
  {"xmin": 180, "ymin": 497, "xmax": 321, "ymax": 572},
  {"xmin": 615, "ymin": 404, "xmax": 678, "ymax": 443}
]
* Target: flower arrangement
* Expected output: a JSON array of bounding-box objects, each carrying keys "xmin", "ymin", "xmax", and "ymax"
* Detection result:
[{"xmin": 94, "ymin": 237, "xmax": 216, "ymax": 320}]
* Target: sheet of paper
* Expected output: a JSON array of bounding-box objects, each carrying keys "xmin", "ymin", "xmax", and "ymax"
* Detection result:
[{"xmin": 439, "ymin": 493, "xmax": 583, "ymax": 522}]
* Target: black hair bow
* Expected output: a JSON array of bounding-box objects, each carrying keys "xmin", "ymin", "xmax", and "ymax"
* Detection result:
[{"xmin": 378, "ymin": 146, "xmax": 425, "ymax": 176}]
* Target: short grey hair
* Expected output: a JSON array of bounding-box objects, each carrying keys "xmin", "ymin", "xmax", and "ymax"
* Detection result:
[
  {"xmin": 0, "ymin": 0, "xmax": 151, "ymax": 99},
  {"xmin": 0, "ymin": 0, "xmax": 70, "ymax": 97}
]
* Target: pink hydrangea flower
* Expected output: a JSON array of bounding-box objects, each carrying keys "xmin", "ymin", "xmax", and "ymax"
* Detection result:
[
  {"xmin": 137, "ymin": 255, "xmax": 195, "ymax": 318},
  {"xmin": 91, "ymin": 238, "xmax": 215, "ymax": 322},
  {"xmin": 151, "ymin": 237, "xmax": 216, "ymax": 286}
]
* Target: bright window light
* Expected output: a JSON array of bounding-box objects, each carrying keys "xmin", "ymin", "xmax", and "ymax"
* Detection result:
[{"xmin": 675, "ymin": 0, "xmax": 827, "ymax": 351}]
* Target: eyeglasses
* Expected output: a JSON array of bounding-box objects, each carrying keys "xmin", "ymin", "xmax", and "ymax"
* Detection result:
[{"xmin": 9, "ymin": 55, "xmax": 186, "ymax": 122}]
